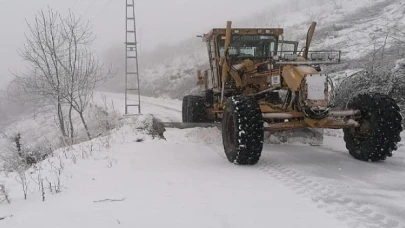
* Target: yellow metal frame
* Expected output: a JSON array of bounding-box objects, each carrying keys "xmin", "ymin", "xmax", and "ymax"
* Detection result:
[{"xmin": 199, "ymin": 21, "xmax": 354, "ymax": 132}]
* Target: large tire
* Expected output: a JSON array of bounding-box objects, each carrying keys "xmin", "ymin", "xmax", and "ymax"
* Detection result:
[
  {"xmin": 343, "ymin": 93, "xmax": 403, "ymax": 161},
  {"xmin": 222, "ymin": 96, "xmax": 264, "ymax": 165},
  {"xmin": 182, "ymin": 95, "xmax": 206, "ymax": 122}
]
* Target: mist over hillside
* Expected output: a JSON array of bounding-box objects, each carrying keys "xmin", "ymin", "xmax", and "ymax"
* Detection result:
[
  {"xmin": 98, "ymin": 0, "xmax": 405, "ymax": 100},
  {"xmin": 98, "ymin": 37, "xmax": 207, "ymax": 97}
]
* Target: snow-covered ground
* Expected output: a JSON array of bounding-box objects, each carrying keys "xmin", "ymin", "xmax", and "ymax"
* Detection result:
[{"xmin": 1, "ymin": 92, "xmax": 405, "ymax": 228}]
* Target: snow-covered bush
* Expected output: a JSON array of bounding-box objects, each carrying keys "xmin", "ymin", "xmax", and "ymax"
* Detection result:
[
  {"xmin": 118, "ymin": 114, "xmax": 166, "ymax": 140},
  {"xmin": 333, "ymin": 57, "xmax": 405, "ymax": 122},
  {"xmin": 0, "ymin": 136, "xmax": 52, "ymax": 175},
  {"xmin": 0, "ymin": 182, "xmax": 10, "ymax": 204},
  {"xmin": 0, "ymin": 98, "xmax": 122, "ymax": 174},
  {"xmin": 0, "ymin": 112, "xmax": 164, "ymax": 204},
  {"xmin": 389, "ymin": 59, "xmax": 405, "ymax": 113},
  {"xmin": 85, "ymin": 102, "xmax": 120, "ymax": 139}
]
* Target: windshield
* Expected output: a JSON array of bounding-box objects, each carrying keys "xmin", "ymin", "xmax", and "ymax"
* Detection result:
[{"xmin": 218, "ymin": 35, "xmax": 277, "ymax": 60}]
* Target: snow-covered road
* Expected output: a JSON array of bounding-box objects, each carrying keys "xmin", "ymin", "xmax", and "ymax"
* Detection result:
[
  {"xmin": 1, "ymin": 92, "xmax": 404, "ymax": 228},
  {"xmin": 101, "ymin": 92, "xmax": 405, "ymax": 227}
]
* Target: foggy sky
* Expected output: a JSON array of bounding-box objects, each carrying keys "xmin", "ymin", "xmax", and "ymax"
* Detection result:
[{"xmin": 0, "ymin": 0, "xmax": 281, "ymax": 89}]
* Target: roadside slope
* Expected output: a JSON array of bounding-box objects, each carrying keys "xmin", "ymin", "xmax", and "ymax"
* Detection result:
[{"xmin": 0, "ymin": 115, "xmax": 346, "ymax": 228}]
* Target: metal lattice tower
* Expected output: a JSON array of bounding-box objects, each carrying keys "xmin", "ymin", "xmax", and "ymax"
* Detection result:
[{"xmin": 125, "ymin": 0, "xmax": 141, "ymax": 114}]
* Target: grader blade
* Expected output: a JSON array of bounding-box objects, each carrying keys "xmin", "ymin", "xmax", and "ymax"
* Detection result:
[
  {"xmin": 161, "ymin": 122, "xmax": 221, "ymax": 130},
  {"xmin": 266, "ymin": 128, "xmax": 324, "ymax": 146}
]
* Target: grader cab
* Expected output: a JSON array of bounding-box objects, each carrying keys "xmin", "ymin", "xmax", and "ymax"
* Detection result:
[{"xmin": 173, "ymin": 21, "xmax": 402, "ymax": 165}]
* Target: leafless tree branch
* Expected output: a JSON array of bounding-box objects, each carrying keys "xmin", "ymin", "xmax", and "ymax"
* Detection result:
[{"xmin": 12, "ymin": 7, "xmax": 115, "ymax": 142}]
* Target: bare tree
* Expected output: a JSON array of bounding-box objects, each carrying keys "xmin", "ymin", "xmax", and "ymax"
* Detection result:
[
  {"xmin": 58, "ymin": 12, "xmax": 93, "ymax": 140},
  {"xmin": 13, "ymin": 8, "xmax": 68, "ymax": 138},
  {"xmin": 12, "ymin": 7, "xmax": 113, "ymax": 142},
  {"xmin": 55, "ymin": 12, "xmax": 113, "ymax": 140}
]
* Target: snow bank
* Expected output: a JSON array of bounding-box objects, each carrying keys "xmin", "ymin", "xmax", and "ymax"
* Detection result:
[
  {"xmin": 0, "ymin": 99, "xmax": 124, "ymax": 171},
  {"xmin": 0, "ymin": 113, "xmax": 159, "ymax": 201},
  {"xmin": 1, "ymin": 93, "xmax": 405, "ymax": 228},
  {"xmin": 0, "ymin": 115, "xmax": 349, "ymax": 228}
]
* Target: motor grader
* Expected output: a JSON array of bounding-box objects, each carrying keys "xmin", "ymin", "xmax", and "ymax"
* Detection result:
[{"xmin": 166, "ymin": 21, "xmax": 402, "ymax": 165}]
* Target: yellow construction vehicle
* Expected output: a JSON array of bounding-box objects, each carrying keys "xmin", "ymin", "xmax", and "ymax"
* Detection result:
[{"xmin": 165, "ymin": 21, "xmax": 402, "ymax": 165}]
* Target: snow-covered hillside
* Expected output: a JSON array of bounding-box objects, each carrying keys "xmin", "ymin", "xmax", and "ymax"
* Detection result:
[
  {"xmin": 139, "ymin": 46, "xmax": 208, "ymax": 99},
  {"xmin": 101, "ymin": 0, "xmax": 405, "ymax": 99},
  {"xmin": 0, "ymin": 114, "xmax": 346, "ymax": 228}
]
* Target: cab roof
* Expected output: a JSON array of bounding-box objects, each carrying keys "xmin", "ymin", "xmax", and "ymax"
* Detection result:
[{"xmin": 202, "ymin": 28, "xmax": 284, "ymax": 42}]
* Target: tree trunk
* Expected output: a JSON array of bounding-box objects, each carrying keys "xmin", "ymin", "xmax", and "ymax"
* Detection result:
[
  {"xmin": 68, "ymin": 102, "xmax": 74, "ymax": 141},
  {"xmin": 57, "ymin": 98, "xmax": 67, "ymax": 137},
  {"xmin": 79, "ymin": 111, "xmax": 91, "ymax": 140}
]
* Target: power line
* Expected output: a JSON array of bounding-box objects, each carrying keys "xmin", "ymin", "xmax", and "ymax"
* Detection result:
[
  {"xmin": 91, "ymin": 0, "xmax": 114, "ymax": 20},
  {"xmin": 71, "ymin": 0, "xmax": 81, "ymax": 10},
  {"xmin": 82, "ymin": 0, "xmax": 97, "ymax": 16},
  {"xmin": 79, "ymin": 0, "xmax": 115, "ymax": 20}
]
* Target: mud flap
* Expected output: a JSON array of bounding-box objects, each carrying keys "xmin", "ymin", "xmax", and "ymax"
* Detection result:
[{"xmin": 265, "ymin": 128, "xmax": 324, "ymax": 146}]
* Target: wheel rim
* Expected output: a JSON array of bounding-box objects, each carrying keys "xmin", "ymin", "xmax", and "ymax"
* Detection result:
[
  {"xmin": 358, "ymin": 119, "xmax": 372, "ymax": 135},
  {"xmin": 351, "ymin": 117, "xmax": 373, "ymax": 142}
]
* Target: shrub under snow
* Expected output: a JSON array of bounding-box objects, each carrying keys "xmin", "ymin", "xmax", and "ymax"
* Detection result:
[
  {"xmin": 0, "ymin": 113, "xmax": 165, "ymax": 204},
  {"xmin": 0, "ymin": 100, "xmax": 122, "ymax": 172}
]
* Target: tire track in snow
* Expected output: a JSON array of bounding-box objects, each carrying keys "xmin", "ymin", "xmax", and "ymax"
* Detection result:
[
  {"xmin": 256, "ymin": 158, "xmax": 403, "ymax": 228},
  {"xmin": 125, "ymin": 95, "xmax": 404, "ymax": 228},
  {"xmin": 199, "ymin": 132, "xmax": 403, "ymax": 228}
]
